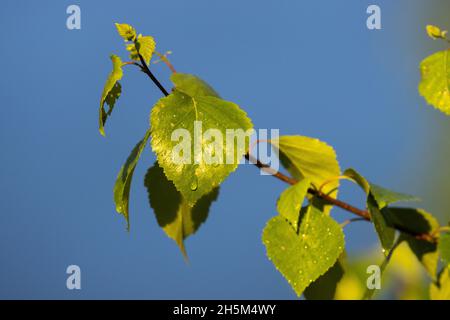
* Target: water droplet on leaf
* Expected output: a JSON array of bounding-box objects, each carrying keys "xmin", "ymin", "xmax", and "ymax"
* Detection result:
[{"xmin": 190, "ymin": 178, "xmax": 198, "ymax": 191}]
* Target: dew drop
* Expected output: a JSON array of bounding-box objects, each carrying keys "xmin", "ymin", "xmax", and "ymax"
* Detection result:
[{"xmin": 190, "ymin": 178, "xmax": 198, "ymax": 191}]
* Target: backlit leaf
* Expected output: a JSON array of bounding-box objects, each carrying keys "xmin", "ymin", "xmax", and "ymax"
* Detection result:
[
  {"xmin": 419, "ymin": 50, "xmax": 450, "ymax": 115},
  {"xmin": 367, "ymin": 195, "xmax": 395, "ymax": 253},
  {"xmin": 276, "ymin": 179, "xmax": 310, "ymax": 229},
  {"xmin": 370, "ymin": 184, "xmax": 419, "ymax": 209},
  {"xmin": 115, "ymin": 23, "xmax": 136, "ymax": 41},
  {"xmin": 262, "ymin": 205, "xmax": 345, "ymax": 297},
  {"xmin": 99, "ymin": 55, "xmax": 124, "ymax": 136},
  {"xmin": 171, "ymin": 73, "xmax": 220, "ymax": 98},
  {"xmin": 127, "ymin": 35, "xmax": 156, "ymax": 65},
  {"xmin": 150, "ymin": 75, "xmax": 253, "ymax": 206},
  {"xmin": 271, "ymin": 136, "xmax": 340, "ymax": 214},
  {"xmin": 386, "ymin": 207, "xmax": 440, "ymax": 279},
  {"xmin": 439, "ymin": 232, "xmax": 450, "ymax": 266},
  {"xmin": 344, "ymin": 168, "xmax": 419, "ymax": 254},
  {"xmin": 113, "ymin": 129, "xmax": 151, "ymax": 230},
  {"xmin": 426, "ymin": 25, "xmax": 447, "ymax": 40},
  {"xmin": 303, "ymin": 258, "xmax": 345, "ymax": 300},
  {"xmin": 344, "ymin": 168, "xmax": 419, "ymax": 209},
  {"xmin": 144, "ymin": 162, "xmax": 219, "ymax": 259}
]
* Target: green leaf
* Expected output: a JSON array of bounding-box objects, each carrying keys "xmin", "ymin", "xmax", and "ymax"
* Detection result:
[
  {"xmin": 343, "ymin": 168, "xmax": 419, "ymax": 254},
  {"xmin": 127, "ymin": 35, "xmax": 156, "ymax": 65},
  {"xmin": 171, "ymin": 73, "xmax": 220, "ymax": 98},
  {"xmin": 99, "ymin": 55, "xmax": 124, "ymax": 136},
  {"xmin": 276, "ymin": 179, "xmax": 310, "ymax": 229},
  {"xmin": 144, "ymin": 162, "xmax": 219, "ymax": 259},
  {"xmin": 439, "ymin": 232, "xmax": 450, "ymax": 266},
  {"xmin": 385, "ymin": 207, "xmax": 440, "ymax": 279},
  {"xmin": 262, "ymin": 205, "xmax": 345, "ymax": 297},
  {"xmin": 370, "ymin": 184, "xmax": 419, "ymax": 209},
  {"xmin": 419, "ymin": 50, "xmax": 450, "ymax": 116},
  {"xmin": 113, "ymin": 129, "xmax": 151, "ymax": 230},
  {"xmin": 115, "ymin": 23, "xmax": 137, "ymax": 41},
  {"xmin": 271, "ymin": 136, "xmax": 340, "ymax": 213},
  {"xmin": 344, "ymin": 168, "xmax": 419, "ymax": 209},
  {"xmin": 150, "ymin": 76, "xmax": 253, "ymax": 206},
  {"xmin": 383, "ymin": 207, "xmax": 440, "ymax": 235},
  {"xmin": 303, "ymin": 258, "xmax": 345, "ymax": 300},
  {"xmin": 367, "ymin": 195, "xmax": 395, "ymax": 254},
  {"xmin": 342, "ymin": 168, "xmax": 370, "ymax": 193},
  {"xmin": 430, "ymin": 267, "xmax": 450, "ymax": 300},
  {"xmin": 426, "ymin": 25, "xmax": 448, "ymax": 40}
]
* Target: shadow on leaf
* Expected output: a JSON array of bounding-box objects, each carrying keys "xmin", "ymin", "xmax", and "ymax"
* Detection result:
[{"xmin": 144, "ymin": 162, "xmax": 219, "ymax": 259}]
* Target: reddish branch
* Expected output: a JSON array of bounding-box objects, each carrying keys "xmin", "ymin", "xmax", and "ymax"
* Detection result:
[{"xmin": 244, "ymin": 154, "xmax": 436, "ymax": 243}]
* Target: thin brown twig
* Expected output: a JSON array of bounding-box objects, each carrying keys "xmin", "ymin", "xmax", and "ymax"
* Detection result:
[
  {"xmin": 154, "ymin": 51, "xmax": 177, "ymax": 73},
  {"xmin": 244, "ymin": 153, "xmax": 437, "ymax": 243}
]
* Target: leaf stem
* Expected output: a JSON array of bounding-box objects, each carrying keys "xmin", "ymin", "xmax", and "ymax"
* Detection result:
[
  {"xmin": 154, "ymin": 51, "xmax": 177, "ymax": 73},
  {"xmin": 137, "ymin": 53, "xmax": 169, "ymax": 96},
  {"xmin": 341, "ymin": 217, "xmax": 367, "ymax": 228},
  {"xmin": 244, "ymin": 153, "xmax": 437, "ymax": 243}
]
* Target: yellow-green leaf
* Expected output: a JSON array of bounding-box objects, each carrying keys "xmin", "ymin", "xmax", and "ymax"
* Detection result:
[
  {"xmin": 113, "ymin": 129, "xmax": 151, "ymax": 230},
  {"xmin": 262, "ymin": 205, "xmax": 345, "ymax": 297},
  {"xmin": 386, "ymin": 207, "xmax": 440, "ymax": 279},
  {"xmin": 439, "ymin": 232, "xmax": 450, "ymax": 266},
  {"xmin": 303, "ymin": 258, "xmax": 345, "ymax": 300},
  {"xmin": 115, "ymin": 23, "xmax": 136, "ymax": 41},
  {"xmin": 344, "ymin": 168, "xmax": 419, "ymax": 209},
  {"xmin": 426, "ymin": 25, "xmax": 447, "ymax": 40},
  {"xmin": 276, "ymin": 179, "xmax": 310, "ymax": 229},
  {"xmin": 150, "ymin": 75, "xmax": 253, "ymax": 206},
  {"xmin": 271, "ymin": 136, "xmax": 340, "ymax": 213},
  {"xmin": 144, "ymin": 162, "xmax": 219, "ymax": 259},
  {"xmin": 344, "ymin": 168, "xmax": 419, "ymax": 254},
  {"xmin": 367, "ymin": 195, "xmax": 395, "ymax": 254},
  {"xmin": 171, "ymin": 73, "xmax": 220, "ymax": 98},
  {"xmin": 127, "ymin": 35, "xmax": 156, "ymax": 65},
  {"xmin": 99, "ymin": 55, "xmax": 124, "ymax": 136},
  {"xmin": 419, "ymin": 50, "xmax": 450, "ymax": 116}
]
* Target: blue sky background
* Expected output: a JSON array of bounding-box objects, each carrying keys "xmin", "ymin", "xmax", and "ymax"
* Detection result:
[{"xmin": 0, "ymin": 0, "xmax": 449, "ymax": 299}]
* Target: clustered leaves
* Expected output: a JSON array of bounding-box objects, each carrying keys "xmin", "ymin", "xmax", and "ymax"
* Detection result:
[{"xmin": 99, "ymin": 23, "xmax": 450, "ymax": 299}]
